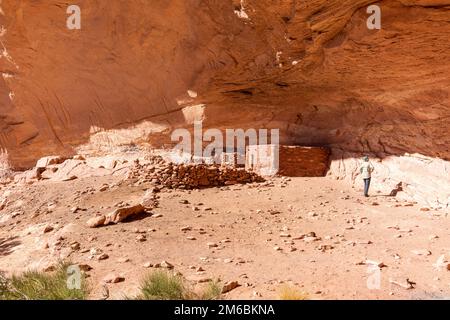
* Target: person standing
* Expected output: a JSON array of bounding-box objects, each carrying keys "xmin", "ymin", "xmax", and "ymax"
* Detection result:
[{"xmin": 359, "ymin": 156, "xmax": 375, "ymax": 197}]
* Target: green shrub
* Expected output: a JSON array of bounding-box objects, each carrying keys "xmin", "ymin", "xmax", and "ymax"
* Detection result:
[
  {"xmin": 138, "ymin": 270, "xmax": 185, "ymax": 300},
  {"xmin": 135, "ymin": 270, "xmax": 221, "ymax": 300},
  {"xmin": 199, "ymin": 280, "xmax": 222, "ymax": 300},
  {"xmin": 0, "ymin": 263, "xmax": 88, "ymax": 300}
]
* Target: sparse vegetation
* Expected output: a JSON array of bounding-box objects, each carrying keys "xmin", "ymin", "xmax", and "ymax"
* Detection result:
[
  {"xmin": 199, "ymin": 280, "xmax": 222, "ymax": 300},
  {"xmin": 138, "ymin": 270, "xmax": 185, "ymax": 300},
  {"xmin": 134, "ymin": 270, "xmax": 221, "ymax": 300},
  {"xmin": 278, "ymin": 285, "xmax": 308, "ymax": 300},
  {"xmin": 0, "ymin": 263, "xmax": 88, "ymax": 300}
]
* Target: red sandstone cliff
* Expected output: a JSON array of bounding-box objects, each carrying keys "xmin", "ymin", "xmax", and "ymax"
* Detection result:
[{"xmin": 0, "ymin": 0, "xmax": 449, "ymax": 171}]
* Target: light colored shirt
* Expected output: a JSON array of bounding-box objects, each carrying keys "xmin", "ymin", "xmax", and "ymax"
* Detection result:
[{"xmin": 359, "ymin": 162, "xmax": 374, "ymax": 179}]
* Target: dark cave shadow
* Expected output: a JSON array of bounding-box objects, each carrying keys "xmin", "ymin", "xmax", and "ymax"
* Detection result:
[
  {"xmin": 120, "ymin": 211, "xmax": 153, "ymax": 224},
  {"xmin": 0, "ymin": 236, "xmax": 21, "ymax": 257}
]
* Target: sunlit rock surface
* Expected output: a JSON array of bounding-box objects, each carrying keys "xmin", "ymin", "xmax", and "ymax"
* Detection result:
[{"xmin": 0, "ymin": 0, "xmax": 448, "ymax": 205}]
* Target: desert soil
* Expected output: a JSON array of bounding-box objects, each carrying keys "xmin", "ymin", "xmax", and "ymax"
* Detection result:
[{"xmin": 0, "ymin": 172, "xmax": 449, "ymax": 300}]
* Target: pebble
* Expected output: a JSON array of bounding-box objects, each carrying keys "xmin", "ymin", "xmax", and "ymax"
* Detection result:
[
  {"xmin": 411, "ymin": 249, "xmax": 431, "ymax": 256},
  {"xmin": 136, "ymin": 234, "xmax": 147, "ymax": 242},
  {"xmin": 103, "ymin": 274, "xmax": 125, "ymax": 284},
  {"xmin": 78, "ymin": 264, "xmax": 93, "ymax": 272},
  {"xmin": 160, "ymin": 260, "xmax": 174, "ymax": 269},
  {"xmin": 222, "ymin": 281, "xmax": 240, "ymax": 294},
  {"xmin": 43, "ymin": 225, "xmax": 54, "ymax": 233},
  {"xmin": 70, "ymin": 242, "xmax": 81, "ymax": 250},
  {"xmin": 98, "ymin": 253, "xmax": 109, "ymax": 260}
]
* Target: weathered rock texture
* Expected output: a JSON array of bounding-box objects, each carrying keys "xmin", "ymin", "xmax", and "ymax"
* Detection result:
[
  {"xmin": 0, "ymin": 1, "xmax": 448, "ymax": 204},
  {"xmin": 330, "ymin": 150, "xmax": 450, "ymax": 208},
  {"xmin": 278, "ymin": 146, "xmax": 330, "ymax": 177}
]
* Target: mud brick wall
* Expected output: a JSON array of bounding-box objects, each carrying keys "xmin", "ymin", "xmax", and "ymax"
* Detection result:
[{"xmin": 278, "ymin": 146, "xmax": 330, "ymax": 177}]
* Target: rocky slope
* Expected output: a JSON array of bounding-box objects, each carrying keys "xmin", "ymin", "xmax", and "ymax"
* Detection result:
[{"xmin": 0, "ymin": 0, "xmax": 448, "ymax": 205}]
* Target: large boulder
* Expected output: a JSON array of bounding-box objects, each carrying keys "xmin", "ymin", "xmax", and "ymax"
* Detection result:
[
  {"xmin": 104, "ymin": 204, "xmax": 146, "ymax": 225},
  {"xmin": 87, "ymin": 204, "xmax": 147, "ymax": 228},
  {"xmin": 35, "ymin": 156, "xmax": 65, "ymax": 169}
]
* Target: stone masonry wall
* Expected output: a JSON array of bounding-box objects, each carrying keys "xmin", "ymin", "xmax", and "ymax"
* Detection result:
[{"xmin": 278, "ymin": 146, "xmax": 330, "ymax": 177}]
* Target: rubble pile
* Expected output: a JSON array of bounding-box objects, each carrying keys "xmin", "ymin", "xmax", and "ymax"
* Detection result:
[{"xmin": 127, "ymin": 156, "xmax": 265, "ymax": 189}]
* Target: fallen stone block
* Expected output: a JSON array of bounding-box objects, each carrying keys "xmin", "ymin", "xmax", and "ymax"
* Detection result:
[
  {"xmin": 222, "ymin": 281, "xmax": 240, "ymax": 294},
  {"xmin": 87, "ymin": 215, "xmax": 106, "ymax": 228},
  {"xmin": 104, "ymin": 204, "xmax": 146, "ymax": 225},
  {"xmin": 36, "ymin": 155, "xmax": 66, "ymax": 168},
  {"xmin": 103, "ymin": 273, "xmax": 125, "ymax": 284}
]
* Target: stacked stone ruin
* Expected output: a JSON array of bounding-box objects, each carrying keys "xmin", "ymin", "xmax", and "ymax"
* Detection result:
[{"xmin": 128, "ymin": 156, "xmax": 264, "ymax": 189}]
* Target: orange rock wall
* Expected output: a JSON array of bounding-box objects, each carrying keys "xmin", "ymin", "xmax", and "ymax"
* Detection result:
[{"xmin": 0, "ymin": 0, "xmax": 449, "ymax": 169}]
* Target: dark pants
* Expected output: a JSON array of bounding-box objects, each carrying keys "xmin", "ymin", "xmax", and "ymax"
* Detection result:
[{"xmin": 363, "ymin": 178, "xmax": 371, "ymax": 196}]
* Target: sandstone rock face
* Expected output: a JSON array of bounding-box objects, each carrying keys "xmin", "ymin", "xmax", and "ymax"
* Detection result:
[
  {"xmin": 0, "ymin": 1, "xmax": 448, "ymax": 204},
  {"xmin": 1, "ymin": 0, "xmax": 244, "ymax": 168},
  {"xmin": 329, "ymin": 150, "xmax": 450, "ymax": 209}
]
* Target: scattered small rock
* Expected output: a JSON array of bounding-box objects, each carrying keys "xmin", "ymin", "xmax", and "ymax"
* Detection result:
[
  {"xmin": 70, "ymin": 242, "xmax": 81, "ymax": 250},
  {"xmin": 103, "ymin": 274, "xmax": 125, "ymax": 284},
  {"xmin": 389, "ymin": 278, "xmax": 416, "ymax": 290},
  {"xmin": 136, "ymin": 234, "xmax": 147, "ymax": 242},
  {"xmin": 98, "ymin": 253, "xmax": 109, "ymax": 261},
  {"xmin": 78, "ymin": 264, "xmax": 93, "ymax": 272},
  {"xmin": 43, "ymin": 225, "xmax": 54, "ymax": 233},
  {"xmin": 222, "ymin": 281, "xmax": 240, "ymax": 294},
  {"xmin": 411, "ymin": 249, "xmax": 431, "ymax": 256},
  {"xmin": 160, "ymin": 261, "xmax": 174, "ymax": 269}
]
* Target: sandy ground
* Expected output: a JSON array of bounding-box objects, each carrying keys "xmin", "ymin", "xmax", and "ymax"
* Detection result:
[{"xmin": 0, "ymin": 173, "xmax": 449, "ymax": 300}]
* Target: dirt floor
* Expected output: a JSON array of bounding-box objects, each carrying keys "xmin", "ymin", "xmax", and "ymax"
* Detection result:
[{"xmin": 0, "ymin": 172, "xmax": 449, "ymax": 300}]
